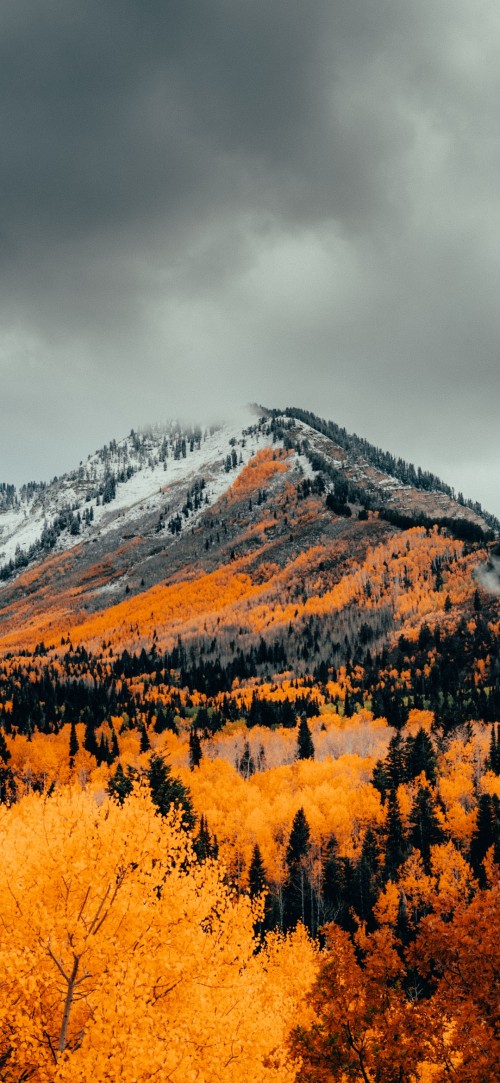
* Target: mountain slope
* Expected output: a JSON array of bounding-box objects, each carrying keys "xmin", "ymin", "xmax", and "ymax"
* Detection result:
[{"xmin": 0, "ymin": 408, "xmax": 497, "ymax": 659}]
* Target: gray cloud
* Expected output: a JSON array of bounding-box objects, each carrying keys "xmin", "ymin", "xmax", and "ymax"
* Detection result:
[{"xmin": 1, "ymin": 0, "xmax": 499, "ymax": 517}]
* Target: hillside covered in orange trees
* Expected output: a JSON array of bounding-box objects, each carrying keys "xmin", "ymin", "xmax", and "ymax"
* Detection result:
[{"xmin": 0, "ymin": 409, "xmax": 499, "ymax": 1081}]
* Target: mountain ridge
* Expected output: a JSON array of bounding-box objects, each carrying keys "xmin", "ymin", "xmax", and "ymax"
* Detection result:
[{"xmin": 1, "ymin": 408, "xmax": 497, "ymax": 592}]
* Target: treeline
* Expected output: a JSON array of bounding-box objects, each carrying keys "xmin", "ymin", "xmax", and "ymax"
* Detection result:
[{"xmin": 264, "ymin": 405, "xmax": 500, "ymax": 532}]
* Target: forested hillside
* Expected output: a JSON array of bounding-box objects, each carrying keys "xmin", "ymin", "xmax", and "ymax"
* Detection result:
[{"xmin": 0, "ymin": 411, "xmax": 498, "ymax": 1080}]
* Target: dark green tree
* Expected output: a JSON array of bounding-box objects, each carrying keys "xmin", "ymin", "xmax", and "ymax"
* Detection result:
[
  {"xmin": 322, "ymin": 835, "xmax": 349, "ymax": 928},
  {"xmin": 68, "ymin": 720, "xmax": 79, "ymax": 768},
  {"xmin": 139, "ymin": 722, "xmax": 151, "ymax": 753},
  {"xmin": 0, "ymin": 731, "xmax": 15, "ymax": 806},
  {"xmin": 248, "ymin": 843, "xmax": 267, "ymax": 897},
  {"xmin": 82, "ymin": 713, "xmax": 99, "ymax": 758},
  {"xmin": 384, "ymin": 788, "xmax": 408, "ymax": 881},
  {"xmin": 107, "ymin": 763, "xmax": 133, "ymax": 805},
  {"xmin": 188, "ymin": 727, "xmax": 202, "ymax": 769},
  {"xmin": 283, "ymin": 807, "xmax": 312, "ymax": 932},
  {"xmin": 386, "ymin": 734, "xmax": 405, "ymax": 789},
  {"xmin": 469, "ymin": 794, "xmax": 500, "ymax": 885},
  {"xmin": 405, "ymin": 728, "xmax": 437, "ymax": 785},
  {"xmin": 239, "ymin": 740, "xmax": 255, "ymax": 778},
  {"xmin": 193, "ymin": 814, "xmax": 218, "ymax": 862},
  {"xmin": 352, "ymin": 827, "xmax": 379, "ymax": 927},
  {"xmin": 486, "ymin": 723, "xmax": 500, "ymax": 775},
  {"xmin": 297, "ymin": 715, "xmax": 315, "ymax": 760},
  {"xmin": 409, "ymin": 786, "xmax": 444, "ymax": 872},
  {"xmin": 109, "ymin": 725, "xmax": 120, "ymax": 762},
  {"xmin": 148, "ymin": 754, "xmax": 196, "ymax": 830},
  {"xmin": 248, "ymin": 843, "xmax": 273, "ymax": 937},
  {"xmin": 371, "ymin": 759, "xmax": 390, "ymax": 804}
]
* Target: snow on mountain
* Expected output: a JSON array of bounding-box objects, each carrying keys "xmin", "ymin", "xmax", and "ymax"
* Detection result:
[
  {"xmin": 0, "ymin": 415, "xmax": 275, "ymax": 577},
  {"xmin": 1, "ymin": 406, "xmax": 495, "ymax": 590}
]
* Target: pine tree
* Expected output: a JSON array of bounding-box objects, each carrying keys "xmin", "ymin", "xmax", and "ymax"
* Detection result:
[
  {"xmin": 470, "ymin": 794, "xmax": 499, "ymax": 885},
  {"xmin": 148, "ymin": 754, "xmax": 196, "ymax": 830},
  {"xmin": 283, "ymin": 807, "xmax": 312, "ymax": 932},
  {"xmin": 248, "ymin": 843, "xmax": 272, "ymax": 937},
  {"xmin": 352, "ymin": 827, "xmax": 379, "ymax": 927},
  {"xmin": 248, "ymin": 844, "xmax": 267, "ymax": 897},
  {"xmin": 0, "ymin": 732, "xmax": 11, "ymax": 765},
  {"xmin": 193, "ymin": 814, "xmax": 218, "ymax": 861},
  {"xmin": 109, "ymin": 726, "xmax": 120, "ymax": 762},
  {"xmin": 297, "ymin": 715, "xmax": 315, "ymax": 760},
  {"xmin": 68, "ymin": 720, "xmax": 79, "ymax": 768},
  {"xmin": 0, "ymin": 731, "xmax": 15, "ymax": 806},
  {"xmin": 322, "ymin": 835, "xmax": 347, "ymax": 926},
  {"xmin": 409, "ymin": 786, "xmax": 444, "ymax": 872},
  {"xmin": 386, "ymin": 734, "xmax": 405, "ymax": 788},
  {"xmin": 405, "ymin": 728, "xmax": 437, "ymax": 785},
  {"xmin": 486, "ymin": 723, "xmax": 500, "ymax": 775},
  {"xmin": 107, "ymin": 763, "xmax": 133, "ymax": 805},
  {"xmin": 83, "ymin": 714, "xmax": 99, "ymax": 758},
  {"xmin": 384, "ymin": 788, "xmax": 408, "ymax": 880},
  {"xmin": 239, "ymin": 740, "xmax": 255, "ymax": 778},
  {"xmin": 188, "ymin": 727, "xmax": 202, "ymax": 770},
  {"xmin": 371, "ymin": 759, "xmax": 390, "ymax": 804},
  {"xmin": 96, "ymin": 732, "xmax": 110, "ymax": 767},
  {"xmin": 139, "ymin": 722, "xmax": 151, "ymax": 753}
]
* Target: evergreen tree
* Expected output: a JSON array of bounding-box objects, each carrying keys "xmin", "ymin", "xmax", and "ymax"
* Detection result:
[
  {"xmin": 110, "ymin": 725, "xmax": 120, "ymax": 762},
  {"xmin": 188, "ymin": 727, "xmax": 202, "ymax": 770},
  {"xmin": 283, "ymin": 807, "xmax": 312, "ymax": 932},
  {"xmin": 469, "ymin": 794, "xmax": 499, "ymax": 885},
  {"xmin": 239, "ymin": 740, "xmax": 255, "ymax": 778},
  {"xmin": 352, "ymin": 827, "xmax": 379, "ymax": 928},
  {"xmin": 405, "ymin": 728, "xmax": 437, "ymax": 785},
  {"xmin": 193, "ymin": 814, "xmax": 218, "ymax": 862},
  {"xmin": 248, "ymin": 843, "xmax": 267, "ymax": 897},
  {"xmin": 148, "ymin": 754, "xmax": 196, "ymax": 830},
  {"xmin": 322, "ymin": 835, "xmax": 348, "ymax": 927},
  {"xmin": 486, "ymin": 723, "xmax": 500, "ymax": 775},
  {"xmin": 68, "ymin": 720, "xmax": 79, "ymax": 768},
  {"xmin": 371, "ymin": 759, "xmax": 390, "ymax": 804},
  {"xmin": 384, "ymin": 788, "xmax": 408, "ymax": 880},
  {"xmin": 83, "ymin": 713, "xmax": 99, "ymax": 758},
  {"xmin": 248, "ymin": 843, "xmax": 273, "ymax": 937},
  {"xmin": 0, "ymin": 732, "xmax": 11, "ymax": 765},
  {"xmin": 153, "ymin": 706, "xmax": 178, "ymax": 735},
  {"xmin": 409, "ymin": 786, "xmax": 444, "ymax": 872},
  {"xmin": 107, "ymin": 763, "xmax": 133, "ymax": 805},
  {"xmin": 386, "ymin": 734, "xmax": 405, "ymax": 789},
  {"xmin": 296, "ymin": 715, "xmax": 315, "ymax": 760},
  {"xmin": 0, "ymin": 731, "xmax": 15, "ymax": 806},
  {"xmin": 96, "ymin": 732, "xmax": 110, "ymax": 767},
  {"xmin": 139, "ymin": 722, "xmax": 151, "ymax": 753}
]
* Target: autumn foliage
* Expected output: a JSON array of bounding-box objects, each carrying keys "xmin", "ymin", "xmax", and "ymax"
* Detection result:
[{"xmin": 0, "ymin": 785, "xmax": 317, "ymax": 1082}]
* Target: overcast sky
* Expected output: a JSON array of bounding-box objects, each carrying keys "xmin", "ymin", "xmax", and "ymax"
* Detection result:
[{"xmin": 1, "ymin": 0, "xmax": 499, "ymax": 517}]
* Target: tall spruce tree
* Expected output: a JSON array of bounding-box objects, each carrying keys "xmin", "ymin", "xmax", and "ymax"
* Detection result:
[
  {"xmin": 107, "ymin": 763, "xmax": 133, "ymax": 805},
  {"xmin": 188, "ymin": 727, "xmax": 202, "ymax": 769},
  {"xmin": 148, "ymin": 754, "xmax": 196, "ymax": 830},
  {"xmin": 283, "ymin": 807, "xmax": 312, "ymax": 932},
  {"xmin": 0, "ymin": 731, "xmax": 15, "ymax": 805},
  {"xmin": 384, "ymin": 788, "xmax": 408, "ymax": 880},
  {"xmin": 297, "ymin": 715, "xmax": 315, "ymax": 760},
  {"xmin": 469, "ymin": 794, "xmax": 500, "ymax": 885},
  {"xmin": 409, "ymin": 786, "xmax": 444, "ymax": 872},
  {"xmin": 406, "ymin": 728, "xmax": 437, "ymax": 785},
  {"xmin": 68, "ymin": 720, "xmax": 79, "ymax": 768}
]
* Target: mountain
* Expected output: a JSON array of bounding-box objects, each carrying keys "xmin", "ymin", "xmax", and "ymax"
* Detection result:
[
  {"xmin": 0, "ymin": 407, "xmax": 496, "ymax": 650},
  {"xmin": 1, "ymin": 408, "xmax": 499, "ymax": 1082},
  {"xmin": 0, "ymin": 403, "xmax": 498, "ymax": 732}
]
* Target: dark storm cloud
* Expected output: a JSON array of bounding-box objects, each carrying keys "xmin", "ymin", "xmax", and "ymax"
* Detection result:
[{"xmin": 1, "ymin": 0, "xmax": 499, "ymax": 516}]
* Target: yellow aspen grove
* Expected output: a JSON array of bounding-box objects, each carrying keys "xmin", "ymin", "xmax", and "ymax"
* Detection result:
[{"xmin": 0, "ymin": 786, "xmax": 317, "ymax": 1083}]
